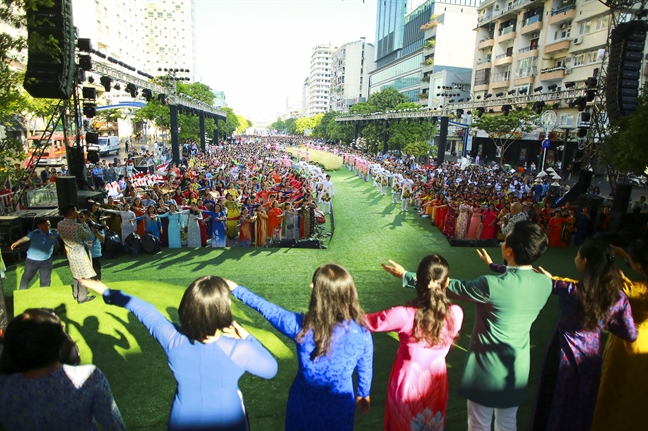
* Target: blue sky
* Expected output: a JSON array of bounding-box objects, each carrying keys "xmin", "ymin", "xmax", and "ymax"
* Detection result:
[{"xmin": 194, "ymin": 0, "xmax": 378, "ymax": 120}]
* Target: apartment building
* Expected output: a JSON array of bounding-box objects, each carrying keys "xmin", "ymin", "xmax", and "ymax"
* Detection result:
[
  {"xmin": 305, "ymin": 44, "xmax": 337, "ymax": 116},
  {"xmin": 330, "ymin": 39, "xmax": 376, "ymax": 113},
  {"xmin": 471, "ymin": 0, "xmax": 613, "ymax": 127}
]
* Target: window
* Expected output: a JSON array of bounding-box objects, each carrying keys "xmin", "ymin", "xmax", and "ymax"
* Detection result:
[
  {"xmin": 176, "ymin": 4, "xmax": 181, "ymax": 9},
  {"xmin": 167, "ymin": 12, "xmax": 172, "ymax": 18},
  {"xmin": 148, "ymin": 11, "xmax": 153, "ymax": 17},
  {"xmin": 587, "ymin": 51, "xmax": 598, "ymax": 63},
  {"xmin": 157, "ymin": 11, "xmax": 163, "ymax": 18},
  {"xmin": 573, "ymin": 54, "xmax": 585, "ymax": 66},
  {"xmin": 579, "ymin": 21, "xmax": 591, "ymax": 35},
  {"xmin": 516, "ymin": 57, "xmax": 537, "ymax": 78}
]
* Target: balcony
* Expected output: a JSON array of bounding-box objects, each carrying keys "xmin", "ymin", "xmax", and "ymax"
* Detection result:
[
  {"xmin": 497, "ymin": 0, "xmax": 531, "ymax": 20},
  {"xmin": 478, "ymin": 38, "xmax": 495, "ymax": 50},
  {"xmin": 474, "ymin": 83, "xmax": 490, "ymax": 91},
  {"xmin": 476, "ymin": 59, "xmax": 493, "ymax": 70},
  {"xmin": 518, "ymin": 46, "xmax": 539, "ymax": 59},
  {"xmin": 492, "ymin": 76, "xmax": 511, "ymax": 89},
  {"xmin": 520, "ymin": 16, "xmax": 543, "ymax": 35},
  {"xmin": 495, "ymin": 53, "xmax": 514, "ymax": 66},
  {"xmin": 548, "ymin": 5, "xmax": 576, "ymax": 26},
  {"xmin": 540, "ymin": 66, "xmax": 566, "ymax": 81},
  {"xmin": 498, "ymin": 26, "xmax": 516, "ymax": 42},
  {"xmin": 544, "ymin": 39, "xmax": 571, "ymax": 54}
]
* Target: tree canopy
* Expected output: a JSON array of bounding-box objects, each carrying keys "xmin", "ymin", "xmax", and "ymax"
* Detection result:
[{"xmin": 471, "ymin": 106, "xmax": 538, "ymax": 166}]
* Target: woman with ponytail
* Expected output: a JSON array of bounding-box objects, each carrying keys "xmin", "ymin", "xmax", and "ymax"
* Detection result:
[
  {"xmin": 521, "ymin": 239, "xmax": 638, "ymax": 431},
  {"xmin": 365, "ymin": 255, "xmax": 463, "ymax": 431}
]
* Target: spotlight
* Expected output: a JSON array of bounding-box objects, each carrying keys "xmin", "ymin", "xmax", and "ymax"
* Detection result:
[
  {"xmin": 114, "ymin": 83, "xmax": 121, "ymax": 91},
  {"xmin": 476, "ymin": 95, "xmax": 482, "ymax": 100},
  {"xmin": 564, "ymin": 81, "xmax": 576, "ymax": 89},
  {"xmin": 87, "ymin": 76, "xmax": 94, "ymax": 83},
  {"xmin": 157, "ymin": 94, "xmax": 166, "ymax": 104},
  {"xmin": 158, "ymin": 67, "xmax": 163, "ymax": 71},
  {"xmin": 142, "ymin": 89, "xmax": 153, "ymax": 102},
  {"xmin": 575, "ymin": 96, "xmax": 587, "ymax": 111},
  {"xmin": 569, "ymin": 99, "xmax": 576, "ymax": 108},
  {"xmin": 431, "ymin": 117, "xmax": 438, "ymax": 125},
  {"xmin": 519, "ymin": 88, "xmax": 528, "ymax": 95},
  {"xmin": 534, "ymin": 86, "xmax": 543, "ymax": 93},
  {"xmin": 548, "ymin": 84, "xmax": 558, "ymax": 91},
  {"xmin": 100, "ymin": 76, "xmax": 112, "ymax": 92},
  {"xmin": 125, "ymin": 83, "xmax": 138, "ymax": 98},
  {"xmin": 502, "ymin": 104, "xmax": 512, "ymax": 116},
  {"xmin": 532, "ymin": 101, "xmax": 546, "ymax": 114},
  {"xmin": 467, "ymin": 97, "xmax": 471, "ymax": 101},
  {"xmin": 488, "ymin": 108, "xmax": 494, "ymax": 113},
  {"xmin": 553, "ymin": 102, "xmax": 561, "ymax": 109},
  {"xmin": 458, "ymin": 99, "xmax": 464, "ymax": 102},
  {"xmin": 508, "ymin": 89, "xmax": 516, "ymax": 95},
  {"xmin": 449, "ymin": 99, "xmax": 455, "ymax": 103},
  {"xmin": 484, "ymin": 93, "xmax": 492, "ymax": 99},
  {"xmin": 476, "ymin": 107, "xmax": 485, "ymax": 117},
  {"xmin": 495, "ymin": 92, "xmax": 504, "ymax": 97},
  {"xmin": 456, "ymin": 109, "xmax": 464, "ymax": 117},
  {"xmin": 516, "ymin": 105, "xmax": 523, "ymax": 111}
]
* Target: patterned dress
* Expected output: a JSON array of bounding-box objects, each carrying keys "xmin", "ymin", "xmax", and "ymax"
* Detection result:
[
  {"xmin": 57, "ymin": 218, "xmax": 96, "ymax": 279},
  {"xmin": 0, "ymin": 364, "xmax": 125, "ymax": 431},
  {"xmin": 232, "ymin": 286, "xmax": 373, "ymax": 431},
  {"xmin": 591, "ymin": 279, "xmax": 648, "ymax": 431},
  {"xmin": 455, "ymin": 204, "xmax": 472, "ymax": 239},
  {"xmin": 442, "ymin": 204, "xmax": 456, "ymax": 238},
  {"xmin": 517, "ymin": 274, "xmax": 638, "ymax": 431},
  {"xmin": 186, "ymin": 211, "xmax": 203, "ymax": 248},
  {"xmin": 105, "ymin": 210, "xmax": 138, "ymax": 244},
  {"xmin": 365, "ymin": 305, "xmax": 463, "ymax": 431}
]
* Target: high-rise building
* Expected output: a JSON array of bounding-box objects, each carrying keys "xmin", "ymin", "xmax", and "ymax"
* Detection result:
[
  {"xmin": 301, "ymin": 78, "xmax": 309, "ymax": 117},
  {"xmin": 144, "ymin": 0, "xmax": 197, "ymax": 81},
  {"xmin": 370, "ymin": 0, "xmax": 480, "ymax": 102},
  {"xmin": 331, "ymin": 39, "xmax": 376, "ymax": 112},
  {"xmin": 306, "ymin": 43, "xmax": 337, "ymax": 116},
  {"xmin": 212, "ymin": 91, "xmax": 227, "ymax": 108},
  {"xmin": 72, "ymin": 0, "xmax": 147, "ymax": 69}
]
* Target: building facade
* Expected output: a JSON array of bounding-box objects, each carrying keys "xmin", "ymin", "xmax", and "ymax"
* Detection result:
[
  {"xmin": 470, "ymin": 0, "xmax": 614, "ymax": 127},
  {"xmin": 306, "ymin": 43, "xmax": 337, "ymax": 116},
  {"xmin": 330, "ymin": 39, "xmax": 376, "ymax": 112},
  {"xmin": 370, "ymin": 0, "xmax": 480, "ymax": 102},
  {"xmin": 212, "ymin": 91, "xmax": 227, "ymax": 108},
  {"xmin": 144, "ymin": 0, "xmax": 197, "ymax": 81}
]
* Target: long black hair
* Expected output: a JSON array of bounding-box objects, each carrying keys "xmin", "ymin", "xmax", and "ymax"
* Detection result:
[
  {"xmin": 577, "ymin": 240, "xmax": 622, "ymax": 331},
  {"xmin": 410, "ymin": 254, "xmax": 457, "ymax": 346}
]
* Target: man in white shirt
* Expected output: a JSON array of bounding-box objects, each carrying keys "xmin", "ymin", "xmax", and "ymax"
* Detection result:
[{"xmin": 317, "ymin": 174, "xmax": 335, "ymax": 214}]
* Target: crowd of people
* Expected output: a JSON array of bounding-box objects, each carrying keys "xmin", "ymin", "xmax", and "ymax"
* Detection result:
[{"xmin": 0, "ymin": 138, "xmax": 647, "ymax": 431}]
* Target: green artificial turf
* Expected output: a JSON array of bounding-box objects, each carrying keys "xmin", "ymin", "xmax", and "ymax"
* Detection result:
[{"xmin": 4, "ymin": 169, "xmax": 580, "ymax": 430}]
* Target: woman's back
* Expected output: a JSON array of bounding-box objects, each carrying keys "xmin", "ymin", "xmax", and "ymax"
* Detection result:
[{"xmin": 0, "ymin": 364, "xmax": 125, "ymax": 431}]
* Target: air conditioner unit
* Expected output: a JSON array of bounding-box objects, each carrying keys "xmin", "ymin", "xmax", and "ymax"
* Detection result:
[
  {"xmin": 573, "ymin": 37, "xmax": 583, "ymax": 44},
  {"xmin": 565, "ymin": 67, "xmax": 573, "ymax": 74}
]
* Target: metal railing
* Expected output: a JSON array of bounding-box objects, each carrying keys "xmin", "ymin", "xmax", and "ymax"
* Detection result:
[{"xmin": 551, "ymin": 5, "xmax": 576, "ymax": 16}]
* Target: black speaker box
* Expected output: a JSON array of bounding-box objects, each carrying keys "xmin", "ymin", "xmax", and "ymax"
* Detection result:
[
  {"xmin": 56, "ymin": 176, "xmax": 78, "ymax": 211},
  {"xmin": 23, "ymin": 0, "xmax": 76, "ymax": 99},
  {"xmin": 612, "ymin": 184, "xmax": 633, "ymax": 212},
  {"xmin": 297, "ymin": 239, "xmax": 321, "ymax": 249},
  {"xmin": 277, "ymin": 239, "xmax": 298, "ymax": 248},
  {"xmin": 78, "ymin": 190, "xmax": 103, "ymax": 210},
  {"xmin": 87, "ymin": 150, "xmax": 100, "ymax": 164}
]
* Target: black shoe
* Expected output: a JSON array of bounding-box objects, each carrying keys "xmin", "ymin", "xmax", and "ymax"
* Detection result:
[{"xmin": 78, "ymin": 295, "xmax": 96, "ymax": 304}]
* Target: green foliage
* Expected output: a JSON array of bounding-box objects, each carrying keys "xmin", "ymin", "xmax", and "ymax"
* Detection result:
[
  {"xmin": 270, "ymin": 117, "xmax": 286, "ymax": 132},
  {"xmin": 366, "ymin": 87, "xmax": 408, "ymax": 112},
  {"xmin": 403, "ymin": 141, "xmax": 436, "ymax": 158},
  {"xmin": 217, "ymin": 107, "xmax": 239, "ymax": 138},
  {"xmin": 388, "ymin": 118, "xmax": 436, "ymax": 152},
  {"xmin": 285, "ymin": 118, "xmax": 297, "ymax": 135},
  {"xmin": 471, "ymin": 107, "xmax": 538, "ymax": 166},
  {"xmin": 599, "ymin": 87, "xmax": 648, "ymax": 173}
]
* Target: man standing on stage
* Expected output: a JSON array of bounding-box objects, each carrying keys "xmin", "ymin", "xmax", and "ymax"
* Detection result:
[
  {"xmin": 10, "ymin": 218, "xmax": 59, "ymax": 290},
  {"xmin": 57, "ymin": 204, "xmax": 96, "ymax": 304}
]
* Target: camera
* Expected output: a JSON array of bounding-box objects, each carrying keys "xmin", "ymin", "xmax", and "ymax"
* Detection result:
[{"xmin": 86, "ymin": 219, "xmax": 103, "ymax": 230}]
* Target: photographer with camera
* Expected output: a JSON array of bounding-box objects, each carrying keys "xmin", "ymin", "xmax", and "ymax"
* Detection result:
[
  {"xmin": 80, "ymin": 210, "xmax": 106, "ymax": 281},
  {"xmin": 10, "ymin": 218, "xmax": 60, "ymax": 290}
]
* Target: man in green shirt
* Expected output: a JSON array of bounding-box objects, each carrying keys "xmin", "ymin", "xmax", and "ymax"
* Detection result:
[{"xmin": 383, "ymin": 220, "xmax": 551, "ymax": 431}]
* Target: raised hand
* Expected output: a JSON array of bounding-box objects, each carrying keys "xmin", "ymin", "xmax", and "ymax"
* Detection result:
[
  {"xmin": 381, "ymin": 260, "xmax": 405, "ymax": 278},
  {"xmin": 476, "ymin": 249, "xmax": 493, "ymax": 265}
]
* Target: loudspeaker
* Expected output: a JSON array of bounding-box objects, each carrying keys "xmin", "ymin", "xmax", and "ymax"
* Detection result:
[
  {"xmin": 56, "ymin": 176, "xmax": 78, "ymax": 211},
  {"xmin": 556, "ymin": 170, "xmax": 593, "ymax": 205},
  {"xmin": 87, "ymin": 150, "xmax": 100, "ymax": 164},
  {"xmin": 66, "ymin": 146, "xmax": 85, "ymax": 180},
  {"xmin": 23, "ymin": 0, "xmax": 76, "ymax": 99},
  {"xmin": 612, "ymin": 184, "xmax": 633, "ymax": 212},
  {"xmin": 297, "ymin": 239, "xmax": 321, "ymax": 249},
  {"xmin": 278, "ymin": 239, "xmax": 297, "ymax": 248}
]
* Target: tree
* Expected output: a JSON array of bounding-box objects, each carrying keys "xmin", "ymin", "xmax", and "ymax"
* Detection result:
[
  {"xmin": 367, "ymin": 87, "xmax": 408, "ymax": 111},
  {"xmin": 599, "ymin": 86, "xmax": 648, "ymax": 174},
  {"xmin": 403, "ymin": 141, "xmax": 436, "ymax": 159},
  {"xmin": 285, "ymin": 117, "xmax": 297, "ymax": 135},
  {"xmin": 235, "ymin": 115, "xmax": 251, "ymax": 134},
  {"xmin": 270, "ymin": 117, "xmax": 286, "ymax": 132},
  {"xmin": 217, "ymin": 107, "xmax": 239, "ymax": 138},
  {"xmin": 471, "ymin": 107, "xmax": 538, "ymax": 166},
  {"xmin": 312, "ymin": 111, "xmax": 336, "ymax": 138},
  {"xmin": 294, "ymin": 117, "xmax": 315, "ymax": 135}
]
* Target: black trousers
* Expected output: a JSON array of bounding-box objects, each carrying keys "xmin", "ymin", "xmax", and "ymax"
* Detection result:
[{"xmin": 92, "ymin": 257, "xmax": 101, "ymax": 280}]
